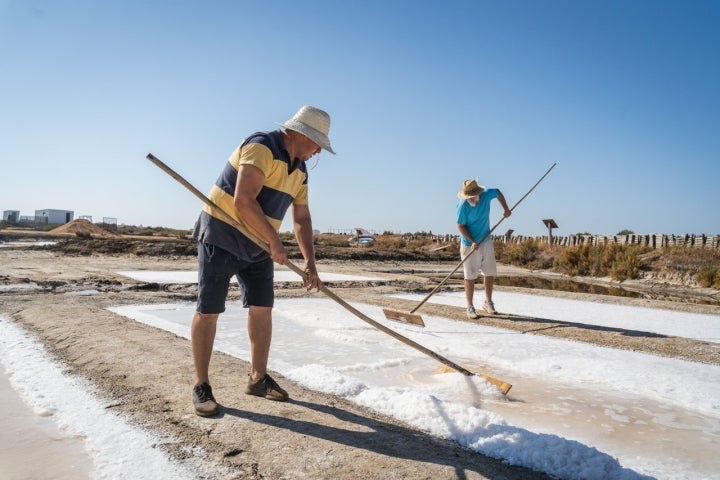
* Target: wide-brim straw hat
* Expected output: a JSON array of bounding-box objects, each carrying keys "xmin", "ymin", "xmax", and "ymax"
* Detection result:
[
  {"xmin": 278, "ymin": 105, "xmax": 335, "ymax": 154},
  {"xmin": 457, "ymin": 179, "xmax": 485, "ymax": 199}
]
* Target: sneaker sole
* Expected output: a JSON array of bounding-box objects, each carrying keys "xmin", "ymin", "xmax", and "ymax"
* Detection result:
[
  {"xmin": 194, "ymin": 406, "xmax": 219, "ymax": 417},
  {"xmin": 245, "ymin": 390, "xmax": 289, "ymax": 402}
]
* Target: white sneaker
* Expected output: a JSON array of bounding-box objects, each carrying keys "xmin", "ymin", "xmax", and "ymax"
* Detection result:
[
  {"xmin": 466, "ymin": 306, "xmax": 479, "ymax": 319},
  {"xmin": 483, "ymin": 301, "xmax": 497, "ymax": 315}
]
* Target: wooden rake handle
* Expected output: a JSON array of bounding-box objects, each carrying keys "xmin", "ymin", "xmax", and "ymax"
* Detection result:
[{"xmin": 145, "ymin": 153, "xmax": 511, "ymax": 395}]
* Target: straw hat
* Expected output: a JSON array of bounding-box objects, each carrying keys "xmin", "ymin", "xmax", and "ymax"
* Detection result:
[
  {"xmin": 278, "ymin": 105, "xmax": 335, "ymax": 154},
  {"xmin": 457, "ymin": 179, "xmax": 484, "ymax": 199}
]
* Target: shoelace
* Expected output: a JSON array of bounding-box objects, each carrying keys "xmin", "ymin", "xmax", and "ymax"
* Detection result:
[
  {"xmin": 194, "ymin": 384, "xmax": 215, "ymax": 402},
  {"xmin": 263, "ymin": 375, "xmax": 279, "ymax": 389}
]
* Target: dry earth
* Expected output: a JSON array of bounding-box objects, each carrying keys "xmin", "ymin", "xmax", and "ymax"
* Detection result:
[{"xmin": 1, "ymin": 230, "xmax": 719, "ymax": 479}]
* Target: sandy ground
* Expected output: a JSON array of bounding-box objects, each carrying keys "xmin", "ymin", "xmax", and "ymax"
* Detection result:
[{"xmin": 1, "ymin": 246, "xmax": 719, "ymax": 479}]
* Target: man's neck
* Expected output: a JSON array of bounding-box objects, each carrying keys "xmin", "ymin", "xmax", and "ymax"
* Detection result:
[{"xmin": 282, "ymin": 131, "xmax": 298, "ymax": 162}]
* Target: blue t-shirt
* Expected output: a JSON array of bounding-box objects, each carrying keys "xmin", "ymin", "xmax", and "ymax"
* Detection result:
[{"xmin": 456, "ymin": 188, "xmax": 499, "ymax": 246}]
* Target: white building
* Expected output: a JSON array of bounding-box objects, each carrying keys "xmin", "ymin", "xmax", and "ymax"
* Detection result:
[
  {"xmin": 2, "ymin": 210, "xmax": 20, "ymax": 223},
  {"xmin": 35, "ymin": 209, "xmax": 74, "ymax": 225}
]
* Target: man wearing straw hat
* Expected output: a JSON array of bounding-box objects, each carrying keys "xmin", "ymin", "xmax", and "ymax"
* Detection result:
[
  {"xmin": 190, "ymin": 105, "xmax": 335, "ymax": 416},
  {"xmin": 457, "ymin": 179, "xmax": 511, "ymax": 318}
]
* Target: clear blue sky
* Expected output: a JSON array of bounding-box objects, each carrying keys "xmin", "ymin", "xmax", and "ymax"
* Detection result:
[{"xmin": 1, "ymin": 0, "xmax": 718, "ymax": 236}]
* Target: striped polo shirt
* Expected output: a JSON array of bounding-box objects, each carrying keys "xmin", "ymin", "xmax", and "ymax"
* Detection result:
[{"xmin": 193, "ymin": 130, "xmax": 309, "ymax": 261}]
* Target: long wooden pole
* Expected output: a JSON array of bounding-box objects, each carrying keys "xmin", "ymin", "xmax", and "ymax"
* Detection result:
[{"xmin": 146, "ymin": 153, "xmax": 512, "ymax": 395}]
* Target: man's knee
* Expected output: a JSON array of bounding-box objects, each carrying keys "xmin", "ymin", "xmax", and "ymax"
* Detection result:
[
  {"xmin": 194, "ymin": 312, "xmax": 219, "ymax": 324},
  {"xmin": 248, "ymin": 306, "xmax": 272, "ymax": 321}
]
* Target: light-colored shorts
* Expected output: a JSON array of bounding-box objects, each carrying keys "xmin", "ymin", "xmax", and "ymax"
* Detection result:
[{"xmin": 460, "ymin": 240, "xmax": 497, "ymax": 280}]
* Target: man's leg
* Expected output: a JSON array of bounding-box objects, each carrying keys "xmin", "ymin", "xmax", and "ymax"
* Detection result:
[
  {"xmin": 191, "ymin": 312, "xmax": 220, "ymax": 416},
  {"xmin": 484, "ymin": 275, "xmax": 494, "ymax": 303},
  {"xmin": 245, "ymin": 305, "xmax": 289, "ymax": 401},
  {"xmin": 462, "ymin": 244, "xmax": 481, "ymax": 319},
  {"xmin": 482, "ymin": 275, "xmax": 497, "ymax": 314},
  {"xmin": 478, "ymin": 240, "xmax": 498, "ymax": 314},
  {"xmin": 247, "ymin": 305, "xmax": 273, "ymax": 382},
  {"xmin": 464, "ymin": 279, "xmax": 475, "ymax": 307},
  {"xmin": 192, "ymin": 312, "xmax": 219, "ymax": 385}
]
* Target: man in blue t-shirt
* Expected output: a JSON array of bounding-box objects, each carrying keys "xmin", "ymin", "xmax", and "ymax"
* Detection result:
[{"xmin": 456, "ymin": 179, "xmax": 511, "ymax": 318}]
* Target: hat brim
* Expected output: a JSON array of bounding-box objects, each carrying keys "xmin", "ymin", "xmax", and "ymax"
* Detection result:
[
  {"xmin": 278, "ymin": 121, "xmax": 335, "ymax": 155},
  {"xmin": 458, "ymin": 187, "xmax": 484, "ymax": 199}
]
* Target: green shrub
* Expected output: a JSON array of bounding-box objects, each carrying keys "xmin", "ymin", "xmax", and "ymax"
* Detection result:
[
  {"xmin": 608, "ymin": 249, "xmax": 641, "ymax": 281},
  {"xmin": 599, "ymin": 243, "xmax": 623, "ymax": 273},
  {"xmin": 497, "ymin": 239, "xmax": 539, "ymax": 266},
  {"xmin": 511, "ymin": 238, "xmax": 540, "ymax": 264},
  {"xmin": 550, "ymin": 243, "xmax": 647, "ymax": 280},
  {"xmin": 553, "ymin": 244, "xmax": 592, "ymax": 276},
  {"xmin": 697, "ymin": 265, "xmax": 718, "ymax": 288}
]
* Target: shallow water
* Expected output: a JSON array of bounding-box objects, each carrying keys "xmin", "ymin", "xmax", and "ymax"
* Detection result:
[
  {"xmin": 0, "ymin": 368, "xmax": 93, "ymax": 480},
  {"xmin": 427, "ymin": 273, "xmax": 720, "ymax": 306},
  {"xmin": 496, "ymin": 275, "xmax": 720, "ymax": 306},
  {"xmin": 495, "ymin": 275, "xmax": 642, "ymax": 298}
]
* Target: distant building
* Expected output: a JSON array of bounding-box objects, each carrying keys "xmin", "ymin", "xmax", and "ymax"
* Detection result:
[
  {"xmin": 3, "ymin": 210, "xmax": 20, "ymax": 223},
  {"xmin": 35, "ymin": 209, "xmax": 74, "ymax": 225}
]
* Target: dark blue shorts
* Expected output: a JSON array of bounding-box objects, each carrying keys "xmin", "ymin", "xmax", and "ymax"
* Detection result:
[{"xmin": 196, "ymin": 242, "xmax": 274, "ymax": 313}]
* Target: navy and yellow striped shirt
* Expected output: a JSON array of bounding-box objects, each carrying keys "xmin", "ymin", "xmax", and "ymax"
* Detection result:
[{"xmin": 193, "ymin": 130, "xmax": 309, "ymax": 261}]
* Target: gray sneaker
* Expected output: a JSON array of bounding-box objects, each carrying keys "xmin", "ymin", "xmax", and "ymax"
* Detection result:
[
  {"xmin": 245, "ymin": 374, "xmax": 289, "ymax": 402},
  {"xmin": 466, "ymin": 306, "xmax": 479, "ymax": 319},
  {"xmin": 192, "ymin": 382, "xmax": 218, "ymax": 417},
  {"xmin": 483, "ymin": 301, "xmax": 497, "ymax": 315}
]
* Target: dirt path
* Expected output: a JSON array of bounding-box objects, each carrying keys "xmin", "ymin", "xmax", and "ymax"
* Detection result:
[{"xmin": 1, "ymin": 247, "xmax": 718, "ymax": 478}]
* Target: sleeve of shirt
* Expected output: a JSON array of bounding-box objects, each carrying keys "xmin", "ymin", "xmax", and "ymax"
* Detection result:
[
  {"xmin": 233, "ymin": 142, "xmax": 274, "ymax": 176},
  {"xmin": 456, "ymin": 200, "xmax": 467, "ymax": 224},
  {"xmin": 293, "ymin": 183, "xmax": 309, "ymax": 205}
]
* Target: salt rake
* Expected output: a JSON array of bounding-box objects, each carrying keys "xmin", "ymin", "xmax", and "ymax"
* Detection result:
[
  {"xmin": 146, "ymin": 153, "xmax": 512, "ymax": 395},
  {"xmin": 383, "ymin": 163, "xmax": 557, "ymax": 327}
]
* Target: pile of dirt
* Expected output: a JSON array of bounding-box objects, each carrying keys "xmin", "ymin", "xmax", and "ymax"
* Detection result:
[{"xmin": 49, "ymin": 219, "xmax": 116, "ymax": 237}]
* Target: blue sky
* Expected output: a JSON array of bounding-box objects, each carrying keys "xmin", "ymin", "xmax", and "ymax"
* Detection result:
[{"xmin": 1, "ymin": 0, "xmax": 718, "ymax": 236}]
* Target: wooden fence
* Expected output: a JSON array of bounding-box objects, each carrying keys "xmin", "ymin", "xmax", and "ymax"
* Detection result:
[
  {"xmin": 497, "ymin": 233, "xmax": 720, "ymax": 249},
  {"xmin": 403, "ymin": 233, "xmax": 720, "ymax": 249}
]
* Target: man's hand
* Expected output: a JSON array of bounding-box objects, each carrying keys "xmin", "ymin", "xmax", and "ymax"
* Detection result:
[
  {"xmin": 303, "ymin": 264, "xmax": 323, "ymax": 292},
  {"xmin": 497, "ymin": 191, "xmax": 512, "ymax": 219},
  {"xmin": 269, "ymin": 238, "xmax": 287, "ymax": 265}
]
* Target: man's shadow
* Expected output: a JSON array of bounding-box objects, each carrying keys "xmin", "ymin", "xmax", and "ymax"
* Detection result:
[
  {"xmin": 218, "ymin": 397, "xmax": 570, "ymax": 480},
  {"xmin": 218, "ymin": 399, "xmax": 651, "ymax": 480}
]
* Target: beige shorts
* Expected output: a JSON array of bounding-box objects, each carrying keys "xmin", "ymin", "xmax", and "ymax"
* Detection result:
[{"xmin": 460, "ymin": 240, "xmax": 497, "ymax": 280}]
